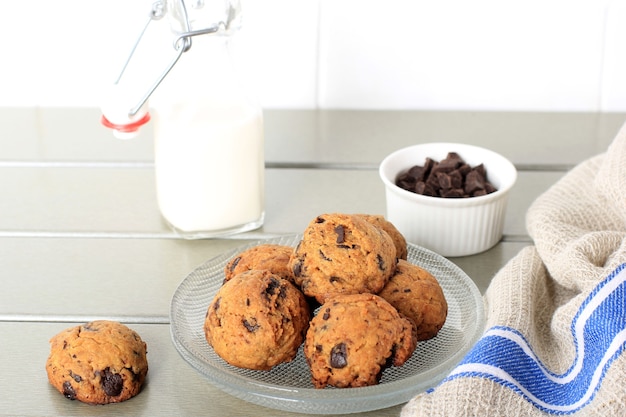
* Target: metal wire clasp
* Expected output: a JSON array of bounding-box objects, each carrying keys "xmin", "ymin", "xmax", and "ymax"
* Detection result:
[{"xmin": 116, "ymin": 0, "xmax": 220, "ymax": 118}]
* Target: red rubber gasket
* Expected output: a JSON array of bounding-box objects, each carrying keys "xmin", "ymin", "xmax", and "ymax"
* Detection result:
[{"xmin": 101, "ymin": 112, "xmax": 151, "ymax": 133}]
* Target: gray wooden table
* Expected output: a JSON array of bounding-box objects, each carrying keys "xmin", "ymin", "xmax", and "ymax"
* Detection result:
[{"xmin": 1, "ymin": 108, "xmax": 623, "ymax": 416}]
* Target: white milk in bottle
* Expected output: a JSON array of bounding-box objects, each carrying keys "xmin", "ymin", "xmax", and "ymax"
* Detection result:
[
  {"xmin": 100, "ymin": 0, "xmax": 263, "ymax": 237},
  {"xmin": 151, "ymin": 0, "xmax": 264, "ymax": 237},
  {"xmin": 154, "ymin": 98, "xmax": 264, "ymax": 235}
]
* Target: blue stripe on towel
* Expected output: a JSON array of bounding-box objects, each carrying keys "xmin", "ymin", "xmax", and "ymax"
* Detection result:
[{"xmin": 441, "ymin": 263, "xmax": 626, "ymax": 414}]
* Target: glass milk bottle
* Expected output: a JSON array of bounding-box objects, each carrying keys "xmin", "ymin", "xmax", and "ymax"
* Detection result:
[{"xmin": 102, "ymin": 0, "xmax": 264, "ymax": 238}]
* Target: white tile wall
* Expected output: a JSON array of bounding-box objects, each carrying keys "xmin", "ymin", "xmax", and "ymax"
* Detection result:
[
  {"xmin": 0, "ymin": 0, "xmax": 624, "ymax": 111},
  {"xmin": 600, "ymin": 0, "xmax": 626, "ymax": 112},
  {"xmin": 317, "ymin": 0, "xmax": 610, "ymax": 111}
]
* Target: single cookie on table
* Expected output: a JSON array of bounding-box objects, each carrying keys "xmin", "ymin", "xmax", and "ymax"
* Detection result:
[
  {"xmin": 205, "ymin": 269, "xmax": 310, "ymax": 370},
  {"xmin": 46, "ymin": 320, "xmax": 148, "ymax": 404},
  {"xmin": 289, "ymin": 213, "xmax": 397, "ymax": 303},
  {"xmin": 224, "ymin": 243, "xmax": 294, "ymax": 283},
  {"xmin": 354, "ymin": 214, "xmax": 408, "ymax": 260},
  {"xmin": 378, "ymin": 259, "xmax": 447, "ymax": 341},
  {"xmin": 304, "ymin": 293, "xmax": 417, "ymax": 388}
]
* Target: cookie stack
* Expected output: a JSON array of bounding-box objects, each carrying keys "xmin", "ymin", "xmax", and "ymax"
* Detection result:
[{"xmin": 204, "ymin": 213, "xmax": 448, "ymax": 389}]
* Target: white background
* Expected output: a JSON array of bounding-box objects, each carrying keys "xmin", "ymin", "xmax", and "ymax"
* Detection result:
[{"xmin": 2, "ymin": 0, "xmax": 625, "ymax": 111}]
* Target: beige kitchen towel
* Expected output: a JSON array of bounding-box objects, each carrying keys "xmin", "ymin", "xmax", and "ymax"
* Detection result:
[{"xmin": 402, "ymin": 123, "xmax": 626, "ymax": 416}]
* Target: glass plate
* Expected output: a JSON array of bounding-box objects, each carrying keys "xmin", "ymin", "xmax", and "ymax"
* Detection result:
[{"xmin": 170, "ymin": 234, "xmax": 485, "ymax": 414}]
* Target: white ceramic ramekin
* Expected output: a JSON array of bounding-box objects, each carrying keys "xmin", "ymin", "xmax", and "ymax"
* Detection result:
[{"xmin": 379, "ymin": 142, "xmax": 517, "ymax": 257}]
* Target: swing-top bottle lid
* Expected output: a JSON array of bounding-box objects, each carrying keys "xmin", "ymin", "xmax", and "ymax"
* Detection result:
[
  {"xmin": 101, "ymin": 83, "xmax": 151, "ymax": 140},
  {"xmin": 100, "ymin": 0, "xmax": 242, "ymax": 139}
]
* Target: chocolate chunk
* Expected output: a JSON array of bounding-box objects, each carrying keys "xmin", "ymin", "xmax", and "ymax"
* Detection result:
[
  {"xmin": 441, "ymin": 188, "xmax": 465, "ymax": 198},
  {"xmin": 130, "ymin": 368, "xmax": 143, "ymax": 382},
  {"xmin": 473, "ymin": 189, "xmax": 487, "ymax": 197},
  {"xmin": 485, "ymin": 182, "xmax": 497, "ymax": 194},
  {"xmin": 334, "ymin": 225, "xmax": 346, "ymax": 244},
  {"xmin": 82, "ymin": 323, "xmax": 97, "ymax": 332},
  {"xmin": 425, "ymin": 169, "xmax": 440, "ymax": 189},
  {"xmin": 396, "ymin": 177, "xmax": 415, "ymax": 190},
  {"xmin": 433, "ymin": 152, "xmax": 461, "ymax": 173},
  {"xmin": 292, "ymin": 259, "xmax": 303, "ymax": 277},
  {"xmin": 330, "ymin": 343, "xmax": 348, "ymax": 368},
  {"xmin": 243, "ymin": 318, "xmax": 260, "ymax": 332},
  {"xmin": 322, "ymin": 308, "xmax": 331, "ymax": 320},
  {"xmin": 407, "ymin": 164, "xmax": 428, "ymax": 182},
  {"xmin": 319, "ymin": 249, "xmax": 332, "ymax": 261},
  {"xmin": 315, "ymin": 216, "xmax": 325, "ymax": 223},
  {"xmin": 423, "ymin": 158, "xmax": 435, "ymax": 175},
  {"xmin": 444, "ymin": 152, "xmax": 463, "ymax": 165},
  {"xmin": 449, "ymin": 169, "xmax": 463, "ymax": 189},
  {"xmin": 70, "ymin": 371, "xmax": 82, "ymax": 383},
  {"xmin": 377, "ymin": 254, "xmax": 386, "ymax": 271},
  {"xmin": 100, "ymin": 368, "xmax": 123, "ymax": 397},
  {"xmin": 436, "ymin": 171, "xmax": 453, "ymax": 190},
  {"xmin": 397, "ymin": 172, "xmax": 414, "ymax": 183},
  {"xmin": 415, "ymin": 181, "xmax": 436, "ymax": 197},
  {"xmin": 464, "ymin": 170, "xmax": 485, "ymax": 194},
  {"xmin": 264, "ymin": 277, "xmax": 284, "ymax": 300},
  {"xmin": 62, "ymin": 381, "xmax": 76, "ymax": 400},
  {"xmin": 458, "ymin": 163, "xmax": 472, "ymax": 177},
  {"xmin": 474, "ymin": 163, "xmax": 487, "ymax": 178},
  {"xmin": 229, "ymin": 257, "xmax": 241, "ymax": 272}
]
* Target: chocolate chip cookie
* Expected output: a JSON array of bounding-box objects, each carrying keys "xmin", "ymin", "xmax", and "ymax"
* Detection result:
[
  {"xmin": 304, "ymin": 293, "xmax": 416, "ymax": 388},
  {"xmin": 204, "ymin": 269, "xmax": 311, "ymax": 370},
  {"xmin": 355, "ymin": 214, "xmax": 408, "ymax": 260},
  {"xmin": 46, "ymin": 320, "xmax": 148, "ymax": 404},
  {"xmin": 224, "ymin": 243, "xmax": 294, "ymax": 283},
  {"xmin": 289, "ymin": 213, "xmax": 397, "ymax": 303},
  {"xmin": 378, "ymin": 259, "xmax": 447, "ymax": 340}
]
